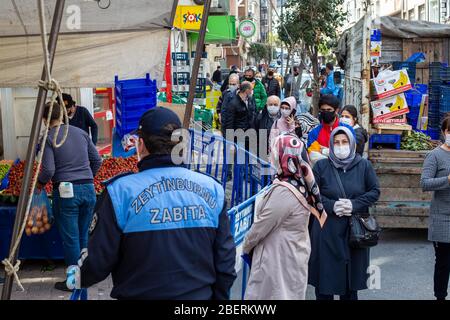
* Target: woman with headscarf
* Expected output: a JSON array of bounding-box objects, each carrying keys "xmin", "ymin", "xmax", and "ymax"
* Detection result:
[
  {"xmin": 243, "ymin": 133, "xmax": 327, "ymax": 300},
  {"xmin": 268, "ymin": 96, "xmax": 297, "ymax": 152},
  {"xmin": 308, "ymin": 126, "xmax": 380, "ymax": 300}
]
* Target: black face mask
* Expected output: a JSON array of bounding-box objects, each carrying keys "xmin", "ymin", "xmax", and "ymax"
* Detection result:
[
  {"xmin": 319, "ymin": 110, "xmax": 336, "ymax": 124},
  {"xmin": 245, "ymin": 77, "xmax": 254, "ymax": 82}
]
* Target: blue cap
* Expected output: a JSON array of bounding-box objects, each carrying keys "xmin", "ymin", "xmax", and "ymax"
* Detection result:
[{"xmin": 134, "ymin": 107, "xmax": 182, "ymax": 137}]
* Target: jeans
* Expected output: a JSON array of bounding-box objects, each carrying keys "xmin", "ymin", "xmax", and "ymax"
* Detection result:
[
  {"xmin": 53, "ymin": 183, "xmax": 96, "ymax": 266},
  {"xmin": 433, "ymin": 242, "xmax": 450, "ymax": 300}
]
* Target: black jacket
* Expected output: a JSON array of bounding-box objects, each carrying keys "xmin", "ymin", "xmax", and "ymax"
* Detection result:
[
  {"xmin": 262, "ymin": 76, "xmax": 281, "ymax": 97},
  {"xmin": 308, "ymin": 155, "xmax": 380, "ymax": 295},
  {"xmin": 221, "ymin": 93, "xmax": 256, "ymax": 132},
  {"xmin": 212, "ymin": 70, "xmax": 222, "ymax": 83},
  {"xmin": 69, "ymin": 106, "xmax": 98, "ymax": 145},
  {"xmin": 80, "ymin": 155, "xmax": 236, "ymax": 300},
  {"xmin": 354, "ymin": 126, "xmax": 368, "ymax": 156},
  {"xmin": 216, "ymin": 89, "xmax": 236, "ymax": 116}
]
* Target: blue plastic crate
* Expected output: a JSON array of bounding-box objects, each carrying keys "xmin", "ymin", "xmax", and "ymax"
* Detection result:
[
  {"xmin": 116, "ymin": 95, "xmax": 156, "ymax": 108},
  {"xmin": 115, "ymin": 84, "xmax": 156, "ymax": 100},
  {"xmin": 369, "ymin": 134, "xmax": 401, "ymax": 150},
  {"xmin": 115, "ymin": 73, "xmax": 153, "ymax": 88},
  {"xmin": 116, "ymin": 118, "xmax": 140, "ymax": 138},
  {"xmin": 414, "ymin": 84, "xmax": 428, "ymax": 95}
]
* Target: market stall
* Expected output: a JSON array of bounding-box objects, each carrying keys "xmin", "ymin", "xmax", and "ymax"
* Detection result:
[{"xmin": 338, "ymin": 15, "xmax": 450, "ymax": 228}]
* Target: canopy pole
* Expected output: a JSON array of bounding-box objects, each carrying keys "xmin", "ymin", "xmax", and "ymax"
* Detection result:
[
  {"xmin": 1, "ymin": 0, "xmax": 66, "ymax": 301},
  {"xmin": 183, "ymin": 0, "xmax": 212, "ymax": 128}
]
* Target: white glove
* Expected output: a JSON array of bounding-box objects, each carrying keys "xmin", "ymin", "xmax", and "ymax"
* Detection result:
[
  {"xmin": 334, "ymin": 199, "xmax": 352, "ymax": 217},
  {"xmin": 339, "ymin": 198, "xmax": 353, "ymax": 216}
]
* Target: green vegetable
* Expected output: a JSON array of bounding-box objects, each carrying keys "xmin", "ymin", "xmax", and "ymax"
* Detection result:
[
  {"xmin": 0, "ymin": 163, "xmax": 11, "ymax": 181},
  {"xmin": 401, "ymin": 131, "xmax": 435, "ymax": 151}
]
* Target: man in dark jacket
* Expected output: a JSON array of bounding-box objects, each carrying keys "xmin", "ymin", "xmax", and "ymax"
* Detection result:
[
  {"xmin": 212, "ymin": 66, "xmax": 222, "ymax": 84},
  {"xmin": 60, "ymin": 93, "xmax": 98, "ymax": 145},
  {"xmin": 217, "ymin": 73, "xmax": 240, "ymax": 126},
  {"xmin": 77, "ymin": 107, "xmax": 236, "ymax": 299},
  {"xmin": 221, "ymin": 81, "xmax": 256, "ymax": 136},
  {"xmin": 262, "ymin": 69, "xmax": 281, "ymax": 97}
]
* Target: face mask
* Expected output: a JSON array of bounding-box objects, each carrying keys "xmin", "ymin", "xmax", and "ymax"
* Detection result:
[
  {"xmin": 340, "ymin": 117, "xmax": 353, "ymax": 126},
  {"xmin": 319, "ymin": 110, "xmax": 336, "ymax": 124},
  {"xmin": 229, "ymin": 84, "xmax": 238, "ymax": 92},
  {"xmin": 245, "ymin": 77, "xmax": 254, "ymax": 82},
  {"xmin": 334, "ymin": 145, "xmax": 351, "ymax": 159},
  {"xmin": 135, "ymin": 138, "xmax": 141, "ymax": 162},
  {"xmin": 267, "ymin": 105, "xmax": 280, "ymax": 116},
  {"xmin": 281, "ymin": 109, "xmax": 291, "ymax": 118},
  {"xmin": 256, "ymin": 77, "xmax": 262, "ymax": 82},
  {"xmin": 446, "ymin": 134, "xmax": 450, "ymax": 147},
  {"xmin": 247, "ymin": 91, "xmax": 253, "ymax": 100}
]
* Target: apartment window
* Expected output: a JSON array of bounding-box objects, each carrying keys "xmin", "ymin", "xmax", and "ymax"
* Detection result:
[
  {"xmin": 418, "ymin": 4, "xmax": 426, "ymax": 20},
  {"xmin": 408, "ymin": 8, "xmax": 416, "ymax": 20},
  {"xmin": 429, "ymin": 0, "xmax": 440, "ymax": 23}
]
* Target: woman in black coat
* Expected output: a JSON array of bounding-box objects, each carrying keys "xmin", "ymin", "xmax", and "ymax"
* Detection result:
[{"xmin": 308, "ymin": 126, "xmax": 380, "ymax": 300}]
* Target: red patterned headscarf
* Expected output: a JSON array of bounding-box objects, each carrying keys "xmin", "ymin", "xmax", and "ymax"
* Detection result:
[{"xmin": 270, "ymin": 133, "xmax": 326, "ymax": 222}]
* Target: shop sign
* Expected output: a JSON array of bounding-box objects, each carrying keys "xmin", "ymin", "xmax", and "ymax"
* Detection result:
[
  {"xmin": 238, "ymin": 20, "xmax": 256, "ymax": 38},
  {"xmin": 173, "ymin": 5, "xmax": 203, "ymax": 30}
]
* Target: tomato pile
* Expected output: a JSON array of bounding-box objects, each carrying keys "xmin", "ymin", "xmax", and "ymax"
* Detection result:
[
  {"xmin": 94, "ymin": 157, "xmax": 138, "ymax": 194},
  {"xmin": 2, "ymin": 161, "xmax": 52, "ymax": 196},
  {"xmin": 1, "ymin": 157, "xmax": 139, "ymax": 197}
]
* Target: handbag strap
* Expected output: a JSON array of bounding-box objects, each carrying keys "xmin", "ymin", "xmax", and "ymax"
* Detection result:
[
  {"xmin": 331, "ymin": 165, "xmax": 347, "ymax": 199},
  {"xmin": 273, "ymin": 179, "xmax": 327, "ymax": 228}
]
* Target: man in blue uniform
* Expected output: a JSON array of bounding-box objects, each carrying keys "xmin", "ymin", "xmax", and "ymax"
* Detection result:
[{"xmin": 76, "ymin": 107, "xmax": 236, "ymax": 299}]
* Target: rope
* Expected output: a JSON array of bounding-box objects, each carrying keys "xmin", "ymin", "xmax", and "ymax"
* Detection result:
[{"xmin": 2, "ymin": 0, "xmax": 69, "ymax": 292}]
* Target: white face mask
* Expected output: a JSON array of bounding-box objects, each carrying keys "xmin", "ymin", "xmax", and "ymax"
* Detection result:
[
  {"xmin": 334, "ymin": 145, "xmax": 351, "ymax": 159},
  {"xmin": 229, "ymin": 84, "xmax": 238, "ymax": 92},
  {"xmin": 340, "ymin": 117, "xmax": 353, "ymax": 127},
  {"xmin": 281, "ymin": 109, "xmax": 291, "ymax": 118},
  {"xmin": 446, "ymin": 134, "xmax": 450, "ymax": 147},
  {"xmin": 267, "ymin": 105, "xmax": 280, "ymax": 116},
  {"xmin": 135, "ymin": 138, "xmax": 141, "ymax": 161}
]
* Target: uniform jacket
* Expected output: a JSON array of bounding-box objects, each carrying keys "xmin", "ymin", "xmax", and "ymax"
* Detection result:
[{"xmin": 79, "ymin": 155, "xmax": 236, "ymax": 300}]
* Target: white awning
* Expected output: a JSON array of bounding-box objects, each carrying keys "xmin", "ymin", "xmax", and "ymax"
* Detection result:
[{"xmin": 0, "ymin": 0, "xmax": 177, "ymax": 87}]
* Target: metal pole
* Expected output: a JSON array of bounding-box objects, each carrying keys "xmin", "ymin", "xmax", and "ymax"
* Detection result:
[
  {"xmin": 183, "ymin": 0, "xmax": 212, "ymax": 128},
  {"xmin": 280, "ymin": 0, "xmax": 284, "ymax": 77},
  {"xmin": 1, "ymin": 0, "xmax": 66, "ymax": 300}
]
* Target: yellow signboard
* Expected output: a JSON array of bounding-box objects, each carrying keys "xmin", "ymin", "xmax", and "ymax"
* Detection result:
[{"xmin": 173, "ymin": 6, "xmax": 204, "ymax": 30}]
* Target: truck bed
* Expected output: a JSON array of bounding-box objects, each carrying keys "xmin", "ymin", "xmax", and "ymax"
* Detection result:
[{"xmin": 369, "ymin": 149, "xmax": 431, "ymax": 229}]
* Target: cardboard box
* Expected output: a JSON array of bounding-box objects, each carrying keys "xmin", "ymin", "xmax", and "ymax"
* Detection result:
[
  {"xmin": 372, "ymin": 115, "xmax": 407, "ymax": 124},
  {"xmin": 157, "ymin": 102, "xmax": 191, "ymax": 124},
  {"xmin": 371, "ymin": 93, "xmax": 409, "ymax": 121},
  {"xmin": 371, "ymin": 69, "xmax": 412, "ymax": 100}
]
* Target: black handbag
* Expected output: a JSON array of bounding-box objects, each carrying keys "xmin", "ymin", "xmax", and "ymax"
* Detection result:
[{"xmin": 331, "ymin": 166, "xmax": 381, "ymax": 249}]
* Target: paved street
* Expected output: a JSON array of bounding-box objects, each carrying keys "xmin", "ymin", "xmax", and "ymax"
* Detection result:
[{"xmin": 0, "ymin": 228, "xmax": 440, "ymax": 300}]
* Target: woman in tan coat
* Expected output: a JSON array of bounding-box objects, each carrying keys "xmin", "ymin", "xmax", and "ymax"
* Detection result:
[{"xmin": 243, "ymin": 133, "xmax": 327, "ymax": 300}]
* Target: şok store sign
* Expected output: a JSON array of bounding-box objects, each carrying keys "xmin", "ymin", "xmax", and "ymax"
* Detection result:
[{"xmin": 173, "ymin": 5, "xmax": 203, "ymax": 30}]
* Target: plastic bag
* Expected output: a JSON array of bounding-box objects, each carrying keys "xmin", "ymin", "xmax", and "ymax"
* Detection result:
[
  {"xmin": 121, "ymin": 133, "xmax": 138, "ymax": 152},
  {"xmin": 25, "ymin": 190, "xmax": 54, "ymax": 236}
]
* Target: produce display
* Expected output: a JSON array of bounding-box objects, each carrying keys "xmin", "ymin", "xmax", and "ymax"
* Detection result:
[
  {"xmin": 1, "ymin": 161, "xmax": 52, "ymax": 197},
  {"xmin": 0, "ymin": 161, "xmax": 13, "ymax": 182},
  {"xmin": 0, "ymin": 156, "xmax": 138, "ymax": 199},
  {"xmin": 94, "ymin": 157, "xmax": 138, "ymax": 194},
  {"xmin": 401, "ymin": 131, "xmax": 440, "ymax": 151}
]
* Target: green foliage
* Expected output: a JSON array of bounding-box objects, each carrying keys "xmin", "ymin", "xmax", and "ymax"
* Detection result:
[
  {"xmin": 248, "ymin": 43, "xmax": 271, "ymax": 63},
  {"xmin": 283, "ymin": 0, "xmax": 347, "ymax": 50},
  {"xmin": 401, "ymin": 131, "xmax": 435, "ymax": 151}
]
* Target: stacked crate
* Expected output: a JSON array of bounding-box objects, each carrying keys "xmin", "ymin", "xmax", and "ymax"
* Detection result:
[
  {"xmin": 115, "ymin": 73, "xmax": 157, "ymax": 138},
  {"xmin": 428, "ymin": 62, "xmax": 450, "ymax": 139}
]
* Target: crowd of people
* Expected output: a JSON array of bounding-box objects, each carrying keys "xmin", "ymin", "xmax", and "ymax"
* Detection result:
[{"xmin": 7, "ymin": 62, "xmax": 448, "ymax": 301}]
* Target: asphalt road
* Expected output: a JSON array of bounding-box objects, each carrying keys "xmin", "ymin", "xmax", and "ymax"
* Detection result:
[{"xmin": 232, "ymin": 228, "xmax": 439, "ymax": 300}]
